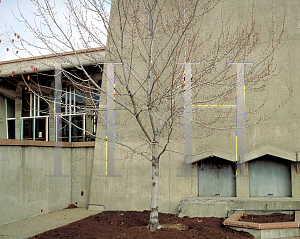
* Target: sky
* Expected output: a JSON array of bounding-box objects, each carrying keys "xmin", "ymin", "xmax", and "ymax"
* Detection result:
[{"xmin": 0, "ymin": 0, "xmax": 110, "ymax": 62}]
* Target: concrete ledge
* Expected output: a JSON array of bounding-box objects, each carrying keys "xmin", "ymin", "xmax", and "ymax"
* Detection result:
[
  {"xmin": 231, "ymin": 226, "xmax": 300, "ymax": 239},
  {"xmin": 245, "ymin": 145, "xmax": 296, "ymax": 162},
  {"xmin": 178, "ymin": 197, "xmax": 300, "ymax": 217},
  {"xmin": 0, "ymin": 139, "xmax": 95, "ymax": 148},
  {"xmin": 189, "ymin": 147, "xmax": 236, "ymax": 163},
  {"xmin": 223, "ymin": 211, "xmax": 300, "ymax": 229},
  {"xmin": 188, "ymin": 145, "xmax": 296, "ymax": 164},
  {"xmin": 223, "ymin": 211, "xmax": 300, "ymax": 239}
]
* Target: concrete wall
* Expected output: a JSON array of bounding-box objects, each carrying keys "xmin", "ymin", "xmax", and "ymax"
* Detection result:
[
  {"xmin": 89, "ymin": 0, "xmax": 300, "ymax": 216},
  {"xmin": 89, "ymin": 140, "xmax": 198, "ymax": 214},
  {"xmin": 0, "ymin": 144, "xmax": 94, "ymax": 226}
]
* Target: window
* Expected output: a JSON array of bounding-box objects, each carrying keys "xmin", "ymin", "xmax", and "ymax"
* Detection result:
[
  {"xmin": 6, "ymin": 98, "xmax": 15, "ymax": 139},
  {"xmin": 21, "ymin": 89, "xmax": 49, "ymax": 141},
  {"xmin": 56, "ymin": 86, "xmax": 86, "ymax": 142}
]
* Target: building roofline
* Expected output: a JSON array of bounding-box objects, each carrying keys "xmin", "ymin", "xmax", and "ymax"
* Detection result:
[{"xmin": 0, "ymin": 47, "xmax": 105, "ymax": 66}]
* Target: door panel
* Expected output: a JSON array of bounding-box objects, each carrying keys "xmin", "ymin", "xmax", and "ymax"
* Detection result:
[
  {"xmin": 249, "ymin": 156, "xmax": 291, "ymax": 197},
  {"xmin": 198, "ymin": 157, "xmax": 236, "ymax": 197}
]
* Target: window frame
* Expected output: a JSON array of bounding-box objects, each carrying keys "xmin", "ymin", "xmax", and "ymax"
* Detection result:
[
  {"xmin": 5, "ymin": 98, "xmax": 15, "ymax": 139},
  {"xmin": 56, "ymin": 86, "xmax": 86, "ymax": 142},
  {"xmin": 20, "ymin": 91, "xmax": 49, "ymax": 141}
]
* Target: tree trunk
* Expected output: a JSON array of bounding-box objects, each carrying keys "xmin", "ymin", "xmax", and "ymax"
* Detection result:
[{"xmin": 148, "ymin": 158, "xmax": 161, "ymax": 230}]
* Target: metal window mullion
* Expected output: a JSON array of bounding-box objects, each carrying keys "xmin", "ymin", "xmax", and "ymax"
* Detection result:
[
  {"xmin": 5, "ymin": 98, "xmax": 8, "ymax": 139},
  {"xmin": 34, "ymin": 94, "xmax": 36, "ymax": 117},
  {"xmin": 69, "ymin": 115, "xmax": 71, "ymax": 142},
  {"xmin": 93, "ymin": 115, "xmax": 96, "ymax": 135},
  {"xmin": 83, "ymin": 113, "xmax": 86, "ymax": 140},
  {"xmin": 30, "ymin": 93, "xmax": 33, "ymax": 117},
  {"xmin": 69, "ymin": 87, "xmax": 72, "ymax": 114},
  {"xmin": 73, "ymin": 88, "xmax": 76, "ymax": 114},
  {"xmin": 46, "ymin": 116, "xmax": 48, "ymax": 141},
  {"xmin": 38, "ymin": 95, "xmax": 40, "ymax": 116},
  {"xmin": 21, "ymin": 118, "xmax": 23, "ymax": 140},
  {"xmin": 33, "ymin": 117, "xmax": 36, "ymax": 141},
  {"xmin": 69, "ymin": 87, "xmax": 71, "ymax": 114},
  {"xmin": 33, "ymin": 94, "xmax": 36, "ymax": 140},
  {"xmin": 65, "ymin": 88, "xmax": 68, "ymax": 114}
]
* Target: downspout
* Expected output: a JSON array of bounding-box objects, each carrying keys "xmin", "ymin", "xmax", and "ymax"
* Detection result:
[{"xmin": 296, "ymin": 152, "xmax": 298, "ymax": 173}]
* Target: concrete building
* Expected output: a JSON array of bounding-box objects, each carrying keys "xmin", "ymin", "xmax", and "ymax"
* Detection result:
[
  {"xmin": 0, "ymin": 48, "xmax": 105, "ymax": 226},
  {"xmin": 1, "ymin": 0, "xmax": 300, "ymax": 227},
  {"xmin": 88, "ymin": 0, "xmax": 300, "ymax": 218}
]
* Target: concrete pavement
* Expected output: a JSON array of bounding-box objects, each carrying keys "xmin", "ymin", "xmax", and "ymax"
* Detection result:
[{"xmin": 0, "ymin": 208, "xmax": 100, "ymax": 239}]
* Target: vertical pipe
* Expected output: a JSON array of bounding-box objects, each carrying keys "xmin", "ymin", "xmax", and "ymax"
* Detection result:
[
  {"xmin": 54, "ymin": 63, "xmax": 63, "ymax": 175},
  {"xmin": 184, "ymin": 63, "xmax": 193, "ymax": 176},
  {"xmin": 236, "ymin": 63, "xmax": 245, "ymax": 176},
  {"xmin": 106, "ymin": 63, "xmax": 115, "ymax": 176}
]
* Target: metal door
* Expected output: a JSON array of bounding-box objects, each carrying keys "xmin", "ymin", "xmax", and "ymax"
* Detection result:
[
  {"xmin": 249, "ymin": 155, "xmax": 291, "ymax": 197},
  {"xmin": 198, "ymin": 157, "xmax": 236, "ymax": 197}
]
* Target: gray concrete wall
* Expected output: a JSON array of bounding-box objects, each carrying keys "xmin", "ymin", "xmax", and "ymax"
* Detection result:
[
  {"xmin": 89, "ymin": 0, "xmax": 300, "ymax": 216},
  {"xmin": 0, "ymin": 95, "xmax": 6, "ymax": 139},
  {"xmin": 0, "ymin": 145, "xmax": 94, "ymax": 226}
]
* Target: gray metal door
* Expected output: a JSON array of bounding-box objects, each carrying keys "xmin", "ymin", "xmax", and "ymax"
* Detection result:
[
  {"xmin": 198, "ymin": 157, "xmax": 236, "ymax": 197},
  {"xmin": 249, "ymin": 156, "xmax": 291, "ymax": 197}
]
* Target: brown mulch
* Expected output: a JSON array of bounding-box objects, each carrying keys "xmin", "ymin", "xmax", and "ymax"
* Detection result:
[
  {"xmin": 64, "ymin": 204, "xmax": 78, "ymax": 209},
  {"xmin": 239, "ymin": 213, "xmax": 294, "ymax": 223},
  {"xmin": 29, "ymin": 210, "xmax": 254, "ymax": 239}
]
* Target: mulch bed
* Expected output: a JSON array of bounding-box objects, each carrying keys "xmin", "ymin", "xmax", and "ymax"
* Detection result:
[
  {"xmin": 29, "ymin": 210, "xmax": 254, "ymax": 239},
  {"xmin": 239, "ymin": 213, "xmax": 294, "ymax": 223}
]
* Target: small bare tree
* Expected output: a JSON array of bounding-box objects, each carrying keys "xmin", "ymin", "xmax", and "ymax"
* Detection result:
[{"xmin": 1, "ymin": 0, "xmax": 289, "ymax": 230}]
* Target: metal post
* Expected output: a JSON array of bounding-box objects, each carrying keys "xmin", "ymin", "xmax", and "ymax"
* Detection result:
[
  {"xmin": 177, "ymin": 62, "xmax": 200, "ymax": 177},
  {"xmin": 98, "ymin": 63, "xmax": 123, "ymax": 177},
  {"xmin": 46, "ymin": 63, "xmax": 70, "ymax": 177}
]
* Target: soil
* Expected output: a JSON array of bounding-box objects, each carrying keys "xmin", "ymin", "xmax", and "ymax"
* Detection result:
[
  {"xmin": 29, "ymin": 210, "xmax": 254, "ymax": 239},
  {"xmin": 239, "ymin": 213, "xmax": 294, "ymax": 223},
  {"xmin": 64, "ymin": 204, "xmax": 78, "ymax": 209}
]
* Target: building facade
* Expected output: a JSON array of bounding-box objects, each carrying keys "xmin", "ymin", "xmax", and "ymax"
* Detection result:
[{"xmin": 2, "ymin": 0, "xmax": 300, "ymax": 226}]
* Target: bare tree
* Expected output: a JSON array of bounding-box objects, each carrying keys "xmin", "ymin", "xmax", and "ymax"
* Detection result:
[{"xmin": 1, "ymin": 0, "xmax": 289, "ymax": 230}]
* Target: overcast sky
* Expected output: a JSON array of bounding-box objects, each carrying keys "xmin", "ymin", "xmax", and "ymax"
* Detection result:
[{"xmin": 0, "ymin": 0, "xmax": 110, "ymax": 62}]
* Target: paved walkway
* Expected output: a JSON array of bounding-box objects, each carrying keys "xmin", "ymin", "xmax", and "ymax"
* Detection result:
[{"xmin": 0, "ymin": 208, "xmax": 100, "ymax": 239}]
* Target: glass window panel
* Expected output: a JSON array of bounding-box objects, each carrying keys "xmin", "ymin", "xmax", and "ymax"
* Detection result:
[
  {"xmin": 61, "ymin": 90, "xmax": 67, "ymax": 114},
  {"xmin": 75, "ymin": 90, "xmax": 85, "ymax": 112},
  {"xmin": 92, "ymin": 92, "xmax": 100, "ymax": 107},
  {"xmin": 6, "ymin": 98, "xmax": 15, "ymax": 118},
  {"xmin": 71, "ymin": 115, "xmax": 83, "ymax": 142},
  {"xmin": 7, "ymin": 119, "xmax": 15, "ymax": 139},
  {"xmin": 35, "ymin": 96, "xmax": 39, "ymax": 116},
  {"xmin": 40, "ymin": 98, "xmax": 49, "ymax": 116},
  {"xmin": 23, "ymin": 118, "xmax": 33, "ymax": 139},
  {"xmin": 35, "ymin": 118, "xmax": 46, "ymax": 141},
  {"xmin": 71, "ymin": 89, "xmax": 75, "ymax": 111},
  {"xmin": 22, "ymin": 91, "xmax": 31, "ymax": 117},
  {"xmin": 61, "ymin": 116, "xmax": 69, "ymax": 142}
]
